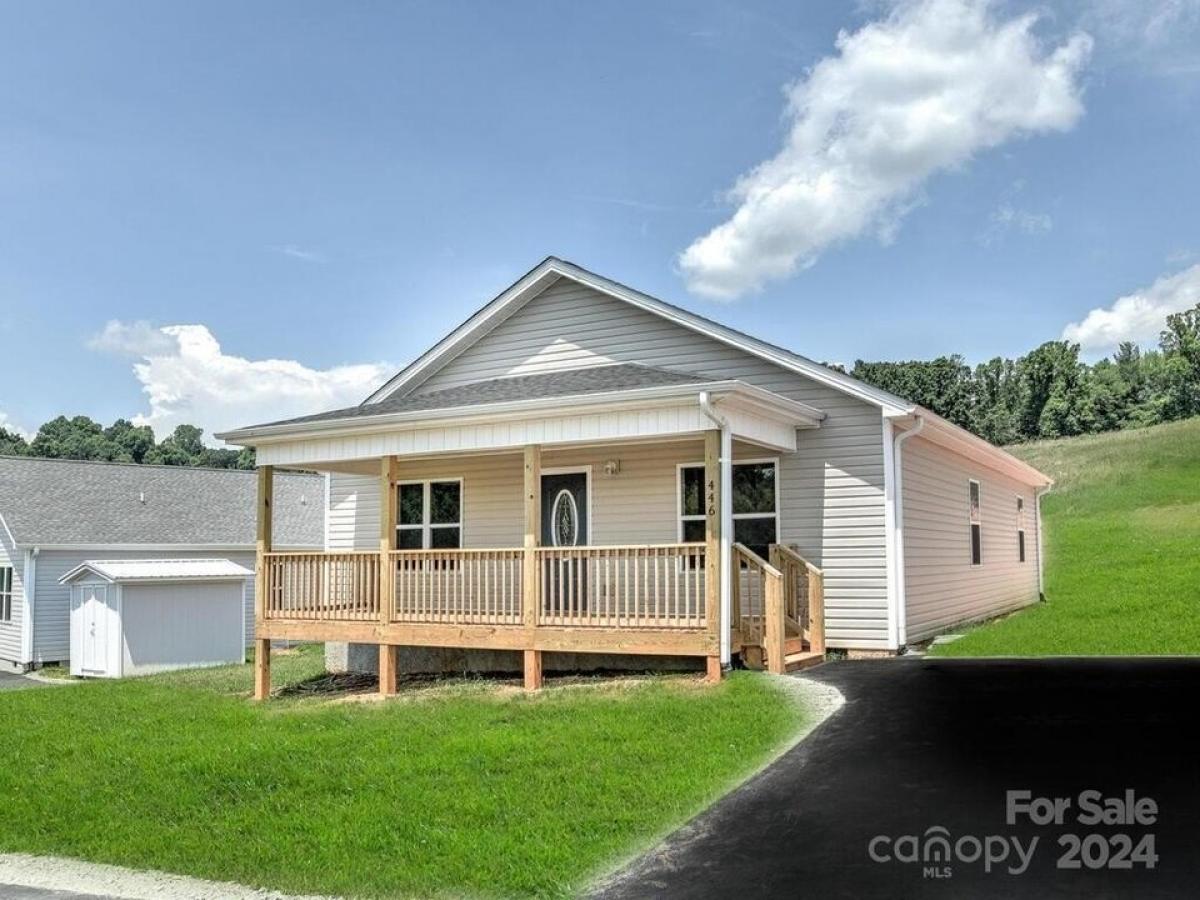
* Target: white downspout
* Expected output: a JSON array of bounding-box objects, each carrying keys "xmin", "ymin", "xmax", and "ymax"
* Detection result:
[
  {"xmin": 698, "ymin": 392, "xmax": 733, "ymax": 667},
  {"xmin": 1035, "ymin": 485, "xmax": 1051, "ymax": 599},
  {"xmin": 891, "ymin": 415, "xmax": 925, "ymax": 649}
]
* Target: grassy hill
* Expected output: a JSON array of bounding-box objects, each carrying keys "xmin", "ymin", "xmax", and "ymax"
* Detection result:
[{"xmin": 932, "ymin": 417, "xmax": 1200, "ymax": 656}]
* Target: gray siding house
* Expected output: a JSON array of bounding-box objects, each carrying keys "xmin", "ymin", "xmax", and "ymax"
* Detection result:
[
  {"xmin": 219, "ymin": 258, "xmax": 1053, "ymax": 694},
  {"xmin": 0, "ymin": 457, "xmax": 323, "ymax": 671}
]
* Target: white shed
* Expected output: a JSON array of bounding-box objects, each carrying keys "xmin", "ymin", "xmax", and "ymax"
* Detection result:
[{"xmin": 59, "ymin": 559, "xmax": 252, "ymax": 678}]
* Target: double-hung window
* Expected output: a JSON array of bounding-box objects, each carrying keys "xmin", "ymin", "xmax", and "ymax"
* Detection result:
[
  {"xmin": 396, "ymin": 480, "xmax": 462, "ymax": 549},
  {"xmin": 969, "ymin": 479, "xmax": 982, "ymax": 566},
  {"xmin": 1017, "ymin": 497, "xmax": 1026, "ymax": 563},
  {"xmin": 679, "ymin": 460, "xmax": 779, "ymax": 561},
  {"xmin": 0, "ymin": 566, "xmax": 12, "ymax": 623}
]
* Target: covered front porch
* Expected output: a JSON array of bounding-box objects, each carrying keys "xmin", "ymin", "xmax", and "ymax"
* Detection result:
[{"xmin": 227, "ymin": 369, "xmax": 829, "ymax": 698}]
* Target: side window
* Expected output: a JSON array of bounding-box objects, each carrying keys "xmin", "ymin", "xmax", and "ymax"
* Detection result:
[
  {"xmin": 0, "ymin": 566, "xmax": 12, "ymax": 622},
  {"xmin": 969, "ymin": 480, "xmax": 982, "ymax": 566},
  {"xmin": 1017, "ymin": 497, "xmax": 1026, "ymax": 563}
]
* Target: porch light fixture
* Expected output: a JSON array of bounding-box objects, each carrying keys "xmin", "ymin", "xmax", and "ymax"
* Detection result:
[{"xmin": 603, "ymin": 459, "xmax": 621, "ymax": 476}]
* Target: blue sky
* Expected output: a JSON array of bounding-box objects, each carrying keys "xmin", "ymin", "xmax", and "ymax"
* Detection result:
[{"xmin": 1, "ymin": 0, "xmax": 1198, "ymax": 442}]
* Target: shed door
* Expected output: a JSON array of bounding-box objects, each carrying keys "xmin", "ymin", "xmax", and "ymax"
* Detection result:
[{"xmin": 77, "ymin": 584, "xmax": 114, "ymax": 676}]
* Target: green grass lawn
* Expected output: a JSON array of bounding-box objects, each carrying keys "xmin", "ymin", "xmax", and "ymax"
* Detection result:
[
  {"xmin": 932, "ymin": 417, "xmax": 1200, "ymax": 656},
  {"xmin": 0, "ymin": 646, "xmax": 808, "ymax": 899}
]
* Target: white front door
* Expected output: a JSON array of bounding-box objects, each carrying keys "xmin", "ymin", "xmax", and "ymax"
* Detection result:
[{"xmin": 78, "ymin": 584, "xmax": 112, "ymax": 676}]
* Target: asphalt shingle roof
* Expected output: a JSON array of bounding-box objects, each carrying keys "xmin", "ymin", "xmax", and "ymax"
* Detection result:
[
  {"xmin": 251, "ymin": 363, "xmax": 712, "ymax": 429},
  {"xmin": 0, "ymin": 457, "xmax": 323, "ymax": 548}
]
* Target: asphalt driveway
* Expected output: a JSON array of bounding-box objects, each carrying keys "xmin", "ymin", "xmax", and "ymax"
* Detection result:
[
  {"xmin": 0, "ymin": 671, "xmax": 50, "ymax": 692},
  {"xmin": 595, "ymin": 658, "xmax": 1200, "ymax": 899}
]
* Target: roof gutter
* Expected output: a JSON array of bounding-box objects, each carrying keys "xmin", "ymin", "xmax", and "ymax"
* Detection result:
[
  {"xmin": 698, "ymin": 392, "xmax": 733, "ymax": 669},
  {"xmin": 891, "ymin": 415, "xmax": 925, "ymax": 648}
]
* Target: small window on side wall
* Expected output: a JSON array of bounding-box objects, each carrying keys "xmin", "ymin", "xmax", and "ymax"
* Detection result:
[
  {"xmin": 968, "ymin": 480, "xmax": 982, "ymax": 566},
  {"xmin": 1017, "ymin": 497, "xmax": 1026, "ymax": 563},
  {"xmin": 0, "ymin": 566, "xmax": 11, "ymax": 622}
]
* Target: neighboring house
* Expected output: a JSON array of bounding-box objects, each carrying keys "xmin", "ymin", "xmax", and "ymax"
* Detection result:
[
  {"xmin": 219, "ymin": 257, "xmax": 1052, "ymax": 695},
  {"xmin": 0, "ymin": 457, "xmax": 323, "ymax": 671}
]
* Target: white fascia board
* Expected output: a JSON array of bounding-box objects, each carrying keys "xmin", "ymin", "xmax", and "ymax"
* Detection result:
[
  {"xmin": 221, "ymin": 381, "xmax": 823, "ymax": 447},
  {"xmin": 0, "ymin": 510, "xmax": 18, "ymax": 549},
  {"xmin": 893, "ymin": 408, "xmax": 1053, "ymax": 488},
  {"xmin": 363, "ymin": 256, "xmax": 914, "ymax": 415}
]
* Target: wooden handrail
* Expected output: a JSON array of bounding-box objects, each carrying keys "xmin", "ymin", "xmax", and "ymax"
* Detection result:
[{"xmin": 770, "ymin": 544, "xmax": 825, "ymax": 655}]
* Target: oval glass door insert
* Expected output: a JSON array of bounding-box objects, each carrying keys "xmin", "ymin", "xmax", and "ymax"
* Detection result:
[{"xmin": 551, "ymin": 489, "xmax": 579, "ymax": 547}]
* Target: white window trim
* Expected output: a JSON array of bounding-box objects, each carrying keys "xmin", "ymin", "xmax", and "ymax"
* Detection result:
[
  {"xmin": 968, "ymin": 478, "xmax": 982, "ymax": 567},
  {"xmin": 676, "ymin": 458, "xmax": 780, "ymax": 553},
  {"xmin": 540, "ymin": 465, "xmax": 593, "ymax": 545},
  {"xmin": 0, "ymin": 564, "xmax": 12, "ymax": 623},
  {"xmin": 396, "ymin": 477, "xmax": 464, "ymax": 549},
  {"xmin": 1017, "ymin": 496, "xmax": 1027, "ymax": 563}
]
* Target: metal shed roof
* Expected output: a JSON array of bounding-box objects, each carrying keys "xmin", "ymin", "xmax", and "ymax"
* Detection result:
[{"xmin": 59, "ymin": 558, "xmax": 254, "ymax": 584}]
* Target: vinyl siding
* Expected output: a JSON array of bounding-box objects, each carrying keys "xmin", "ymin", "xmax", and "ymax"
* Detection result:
[
  {"xmin": 32, "ymin": 548, "xmax": 256, "ymax": 664},
  {"xmin": 902, "ymin": 436, "xmax": 1040, "ymax": 642},
  {"xmin": 0, "ymin": 530, "xmax": 25, "ymax": 665},
  {"xmin": 120, "ymin": 581, "xmax": 245, "ymax": 675},
  {"xmin": 376, "ymin": 279, "xmax": 891, "ymax": 648}
]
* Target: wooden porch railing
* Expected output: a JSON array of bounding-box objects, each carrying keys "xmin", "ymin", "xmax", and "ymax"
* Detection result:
[
  {"xmin": 262, "ymin": 551, "xmax": 381, "ymax": 620},
  {"xmin": 535, "ymin": 544, "xmax": 706, "ymax": 628},
  {"xmin": 770, "ymin": 544, "xmax": 826, "ymax": 656},
  {"xmin": 389, "ymin": 549, "xmax": 523, "ymax": 625},
  {"xmin": 734, "ymin": 543, "xmax": 826, "ymax": 674}
]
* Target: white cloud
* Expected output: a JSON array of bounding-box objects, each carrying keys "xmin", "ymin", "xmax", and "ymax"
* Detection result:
[
  {"xmin": 89, "ymin": 322, "xmax": 393, "ymax": 445},
  {"xmin": 270, "ymin": 244, "xmax": 327, "ymax": 263},
  {"xmin": 0, "ymin": 411, "xmax": 32, "ymax": 441},
  {"xmin": 1084, "ymin": 0, "xmax": 1200, "ymax": 73},
  {"xmin": 87, "ymin": 319, "xmax": 177, "ymax": 356},
  {"xmin": 1063, "ymin": 263, "xmax": 1200, "ymax": 355},
  {"xmin": 979, "ymin": 202, "xmax": 1053, "ymax": 245},
  {"xmin": 991, "ymin": 204, "xmax": 1052, "ymax": 235},
  {"xmin": 678, "ymin": 0, "xmax": 1093, "ymax": 299}
]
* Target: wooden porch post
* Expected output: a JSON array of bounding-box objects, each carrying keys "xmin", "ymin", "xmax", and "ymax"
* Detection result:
[
  {"xmin": 379, "ymin": 456, "xmax": 399, "ymax": 696},
  {"xmin": 522, "ymin": 444, "xmax": 543, "ymax": 690},
  {"xmin": 253, "ymin": 465, "xmax": 273, "ymax": 701},
  {"xmin": 704, "ymin": 430, "xmax": 722, "ymax": 682}
]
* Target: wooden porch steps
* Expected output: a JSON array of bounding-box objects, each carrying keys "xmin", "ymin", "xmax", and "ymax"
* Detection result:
[{"xmin": 782, "ymin": 650, "xmax": 825, "ymax": 673}]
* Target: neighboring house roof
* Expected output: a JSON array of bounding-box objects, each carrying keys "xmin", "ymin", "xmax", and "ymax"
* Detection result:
[
  {"xmin": 59, "ymin": 558, "xmax": 254, "ymax": 584},
  {"xmin": 0, "ymin": 456, "xmax": 323, "ymax": 548},
  {"xmin": 251, "ymin": 363, "xmax": 712, "ymax": 429},
  {"xmin": 364, "ymin": 256, "xmax": 916, "ymax": 414}
]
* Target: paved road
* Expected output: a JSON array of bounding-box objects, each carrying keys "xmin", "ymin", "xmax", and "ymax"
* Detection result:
[{"xmin": 595, "ymin": 658, "xmax": 1200, "ymax": 899}]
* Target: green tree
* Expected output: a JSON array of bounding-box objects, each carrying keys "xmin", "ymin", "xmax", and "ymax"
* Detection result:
[
  {"xmin": 29, "ymin": 415, "xmax": 118, "ymax": 460},
  {"xmin": 0, "ymin": 427, "xmax": 28, "ymax": 456},
  {"xmin": 1159, "ymin": 303, "xmax": 1200, "ymax": 418},
  {"xmin": 104, "ymin": 419, "xmax": 156, "ymax": 463},
  {"xmin": 851, "ymin": 356, "xmax": 977, "ymax": 431}
]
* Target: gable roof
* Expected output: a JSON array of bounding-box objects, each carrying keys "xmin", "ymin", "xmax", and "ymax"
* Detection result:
[
  {"xmin": 364, "ymin": 256, "xmax": 915, "ymax": 415},
  {"xmin": 247, "ymin": 363, "xmax": 713, "ymax": 430},
  {"xmin": 0, "ymin": 457, "xmax": 323, "ymax": 548}
]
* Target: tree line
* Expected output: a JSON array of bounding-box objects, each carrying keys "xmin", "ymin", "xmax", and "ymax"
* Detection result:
[
  {"xmin": 0, "ymin": 417, "xmax": 254, "ymax": 469},
  {"xmin": 1, "ymin": 303, "xmax": 1197, "ymax": 461},
  {"xmin": 844, "ymin": 303, "xmax": 1200, "ymax": 445}
]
